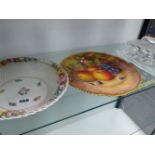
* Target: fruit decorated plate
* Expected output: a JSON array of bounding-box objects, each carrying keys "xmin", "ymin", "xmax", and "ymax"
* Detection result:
[
  {"xmin": 61, "ymin": 51, "xmax": 141, "ymax": 96},
  {"xmin": 0, "ymin": 57, "xmax": 68, "ymax": 120}
]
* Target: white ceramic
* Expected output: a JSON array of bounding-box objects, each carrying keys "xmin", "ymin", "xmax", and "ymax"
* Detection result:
[{"xmin": 0, "ymin": 57, "xmax": 68, "ymax": 120}]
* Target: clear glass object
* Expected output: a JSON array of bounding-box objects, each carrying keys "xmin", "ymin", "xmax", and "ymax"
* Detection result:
[
  {"xmin": 127, "ymin": 36, "xmax": 155, "ymax": 65},
  {"xmin": 118, "ymin": 36, "xmax": 155, "ymax": 77}
]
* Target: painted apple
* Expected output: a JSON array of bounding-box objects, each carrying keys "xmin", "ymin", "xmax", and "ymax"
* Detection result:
[
  {"xmin": 77, "ymin": 70, "xmax": 95, "ymax": 82},
  {"xmin": 92, "ymin": 69, "xmax": 114, "ymax": 81}
]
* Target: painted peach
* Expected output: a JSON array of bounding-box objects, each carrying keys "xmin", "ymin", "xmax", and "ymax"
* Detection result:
[
  {"xmin": 92, "ymin": 70, "xmax": 113, "ymax": 81},
  {"xmin": 77, "ymin": 70, "xmax": 95, "ymax": 82}
]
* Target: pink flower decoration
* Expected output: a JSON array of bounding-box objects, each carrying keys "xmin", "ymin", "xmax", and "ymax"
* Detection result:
[
  {"xmin": 59, "ymin": 74, "xmax": 66, "ymax": 82},
  {"xmin": 5, "ymin": 111, "xmax": 12, "ymax": 117}
]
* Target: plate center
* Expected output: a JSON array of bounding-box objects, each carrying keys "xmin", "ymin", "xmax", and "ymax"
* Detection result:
[{"xmin": 0, "ymin": 77, "xmax": 48, "ymax": 111}]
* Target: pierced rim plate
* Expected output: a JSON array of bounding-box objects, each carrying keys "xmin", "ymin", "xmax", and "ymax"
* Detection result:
[{"xmin": 0, "ymin": 57, "xmax": 68, "ymax": 120}]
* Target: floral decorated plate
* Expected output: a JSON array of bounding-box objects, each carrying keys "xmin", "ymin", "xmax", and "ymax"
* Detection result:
[
  {"xmin": 0, "ymin": 57, "xmax": 68, "ymax": 120},
  {"xmin": 61, "ymin": 51, "xmax": 141, "ymax": 96}
]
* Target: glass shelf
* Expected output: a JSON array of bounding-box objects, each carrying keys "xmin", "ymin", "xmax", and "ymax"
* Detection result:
[{"xmin": 0, "ymin": 44, "xmax": 155, "ymax": 135}]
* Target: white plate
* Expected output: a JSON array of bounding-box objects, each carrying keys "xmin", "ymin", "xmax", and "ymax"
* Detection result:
[{"xmin": 0, "ymin": 57, "xmax": 68, "ymax": 120}]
